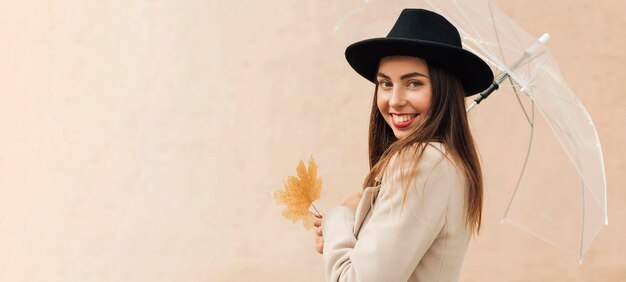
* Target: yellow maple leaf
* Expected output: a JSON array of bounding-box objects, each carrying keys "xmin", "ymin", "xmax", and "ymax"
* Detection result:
[{"xmin": 273, "ymin": 157, "xmax": 322, "ymax": 230}]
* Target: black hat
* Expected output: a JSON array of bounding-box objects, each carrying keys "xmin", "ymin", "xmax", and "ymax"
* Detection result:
[{"xmin": 345, "ymin": 8, "xmax": 494, "ymax": 95}]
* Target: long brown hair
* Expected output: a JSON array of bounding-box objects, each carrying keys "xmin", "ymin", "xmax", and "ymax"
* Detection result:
[{"xmin": 362, "ymin": 62, "xmax": 483, "ymax": 235}]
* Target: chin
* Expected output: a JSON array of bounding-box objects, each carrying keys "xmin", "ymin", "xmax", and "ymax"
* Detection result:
[{"xmin": 392, "ymin": 130, "xmax": 408, "ymax": 140}]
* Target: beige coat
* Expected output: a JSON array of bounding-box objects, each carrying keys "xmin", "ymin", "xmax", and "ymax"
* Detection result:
[{"xmin": 322, "ymin": 143, "xmax": 471, "ymax": 282}]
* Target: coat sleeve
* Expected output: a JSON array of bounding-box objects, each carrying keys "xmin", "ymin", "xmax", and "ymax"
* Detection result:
[{"xmin": 322, "ymin": 144, "xmax": 460, "ymax": 282}]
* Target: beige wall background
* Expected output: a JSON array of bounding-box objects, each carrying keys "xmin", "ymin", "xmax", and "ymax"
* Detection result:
[{"xmin": 0, "ymin": 0, "xmax": 624, "ymax": 281}]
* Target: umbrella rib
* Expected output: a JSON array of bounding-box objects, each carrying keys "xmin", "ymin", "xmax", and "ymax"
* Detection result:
[
  {"xmin": 488, "ymin": 1, "xmax": 508, "ymax": 67},
  {"xmin": 503, "ymin": 217, "xmax": 579, "ymax": 258},
  {"xmin": 448, "ymin": 0, "xmax": 494, "ymax": 58},
  {"xmin": 511, "ymin": 77, "xmax": 533, "ymax": 125},
  {"xmin": 503, "ymin": 94, "xmax": 535, "ymax": 221},
  {"xmin": 517, "ymin": 54, "xmax": 550, "ymax": 93},
  {"xmin": 333, "ymin": 1, "xmax": 369, "ymax": 34},
  {"xmin": 579, "ymin": 178, "xmax": 585, "ymax": 264},
  {"xmin": 427, "ymin": 0, "xmax": 498, "ymax": 64}
]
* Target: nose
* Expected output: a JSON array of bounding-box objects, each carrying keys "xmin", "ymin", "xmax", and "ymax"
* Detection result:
[{"xmin": 389, "ymin": 87, "xmax": 407, "ymax": 107}]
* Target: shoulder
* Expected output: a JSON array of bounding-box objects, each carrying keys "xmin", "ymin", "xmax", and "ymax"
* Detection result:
[
  {"xmin": 420, "ymin": 142, "xmax": 448, "ymax": 166},
  {"xmin": 383, "ymin": 142, "xmax": 463, "ymax": 190},
  {"xmin": 378, "ymin": 142, "xmax": 463, "ymax": 218},
  {"xmin": 423, "ymin": 142, "xmax": 458, "ymax": 177},
  {"xmin": 423, "ymin": 142, "xmax": 463, "ymax": 186},
  {"xmin": 388, "ymin": 142, "xmax": 451, "ymax": 172}
]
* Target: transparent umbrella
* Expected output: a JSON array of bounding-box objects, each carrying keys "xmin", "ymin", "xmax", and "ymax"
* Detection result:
[{"xmin": 333, "ymin": 0, "xmax": 607, "ymax": 263}]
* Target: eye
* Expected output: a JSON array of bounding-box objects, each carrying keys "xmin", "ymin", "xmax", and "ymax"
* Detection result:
[
  {"xmin": 377, "ymin": 80, "xmax": 393, "ymax": 89},
  {"xmin": 408, "ymin": 80, "xmax": 423, "ymax": 88}
]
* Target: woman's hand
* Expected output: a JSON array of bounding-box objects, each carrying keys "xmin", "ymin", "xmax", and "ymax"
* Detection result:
[
  {"xmin": 313, "ymin": 191, "xmax": 362, "ymax": 254},
  {"xmin": 342, "ymin": 191, "xmax": 362, "ymax": 211},
  {"xmin": 313, "ymin": 213, "xmax": 323, "ymax": 254}
]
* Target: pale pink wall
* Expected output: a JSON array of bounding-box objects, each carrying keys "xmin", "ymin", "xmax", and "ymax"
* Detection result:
[{"xmin": 0, "ymin": 0, "xmax": 623, "ymax": 281}]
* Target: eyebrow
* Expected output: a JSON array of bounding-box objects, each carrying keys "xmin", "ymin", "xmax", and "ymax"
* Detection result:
[{"xmin": 376, "ymin": 72, "xmax": 429, "ymax": 80}]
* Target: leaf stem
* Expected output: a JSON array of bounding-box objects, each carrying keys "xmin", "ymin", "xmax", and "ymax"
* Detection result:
[{"xmin": 310, "ymin": 203, "xmax": 321, "ymax": 216}]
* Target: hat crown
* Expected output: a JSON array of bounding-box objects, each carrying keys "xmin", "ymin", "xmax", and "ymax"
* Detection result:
[{"xmin": 386, "ymin": 9, "xmax": 462, "ymax": 48}]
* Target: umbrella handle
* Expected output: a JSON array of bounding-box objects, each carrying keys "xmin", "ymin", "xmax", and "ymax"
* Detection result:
[{"xmin": 466, "ymin": 72, "xmax": 508, "ymax": 112}]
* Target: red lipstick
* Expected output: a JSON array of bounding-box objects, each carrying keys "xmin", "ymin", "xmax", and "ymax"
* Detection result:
[{"xmin": 391, "ymin": 114, "xmax": 418, "ymax": 128}]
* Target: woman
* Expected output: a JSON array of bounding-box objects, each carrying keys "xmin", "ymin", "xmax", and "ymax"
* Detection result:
[{"xmin": 313, "ymin": 9, "xmax": 494, "ymax": 281}]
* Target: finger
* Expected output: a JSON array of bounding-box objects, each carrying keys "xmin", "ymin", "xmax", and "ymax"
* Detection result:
[
  {"xmin": 316, "ymin": 226, "xmax": 323, "ymax": 236},
  {"xmin": 313, "ymin": 218, "xmax": 322, "ymax": 227},
  {"xmin": 316, "ymin": 235, "xmax": 324, "ymax": 244},
  {"xmin": 316, "ymin": 238, "xmax": 324, "ymax": 254},
  {"xmin": 314, "ymin": 213, "xmax": 323, "ymax": 218}
]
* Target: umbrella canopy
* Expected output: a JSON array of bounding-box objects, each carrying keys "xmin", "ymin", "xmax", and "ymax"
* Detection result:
[{"xmin": 333, "ymin": 0, "xmax": 608, "ymax": 263}]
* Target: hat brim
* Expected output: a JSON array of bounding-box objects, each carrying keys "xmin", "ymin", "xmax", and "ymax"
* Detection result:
[{"xmin": 345, "ymin": 37, "xmax": 494, "ymax": 95}]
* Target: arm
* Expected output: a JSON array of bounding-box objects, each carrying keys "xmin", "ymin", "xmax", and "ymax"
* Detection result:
[{"xmin": 322, "ymin": 144, "xmax": 459, "ymax": 282}]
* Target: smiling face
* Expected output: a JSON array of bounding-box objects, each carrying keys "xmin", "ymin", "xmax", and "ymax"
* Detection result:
[{"xmin": 376, "ymin": 56, "xmax": 433, "ymax": 140}]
